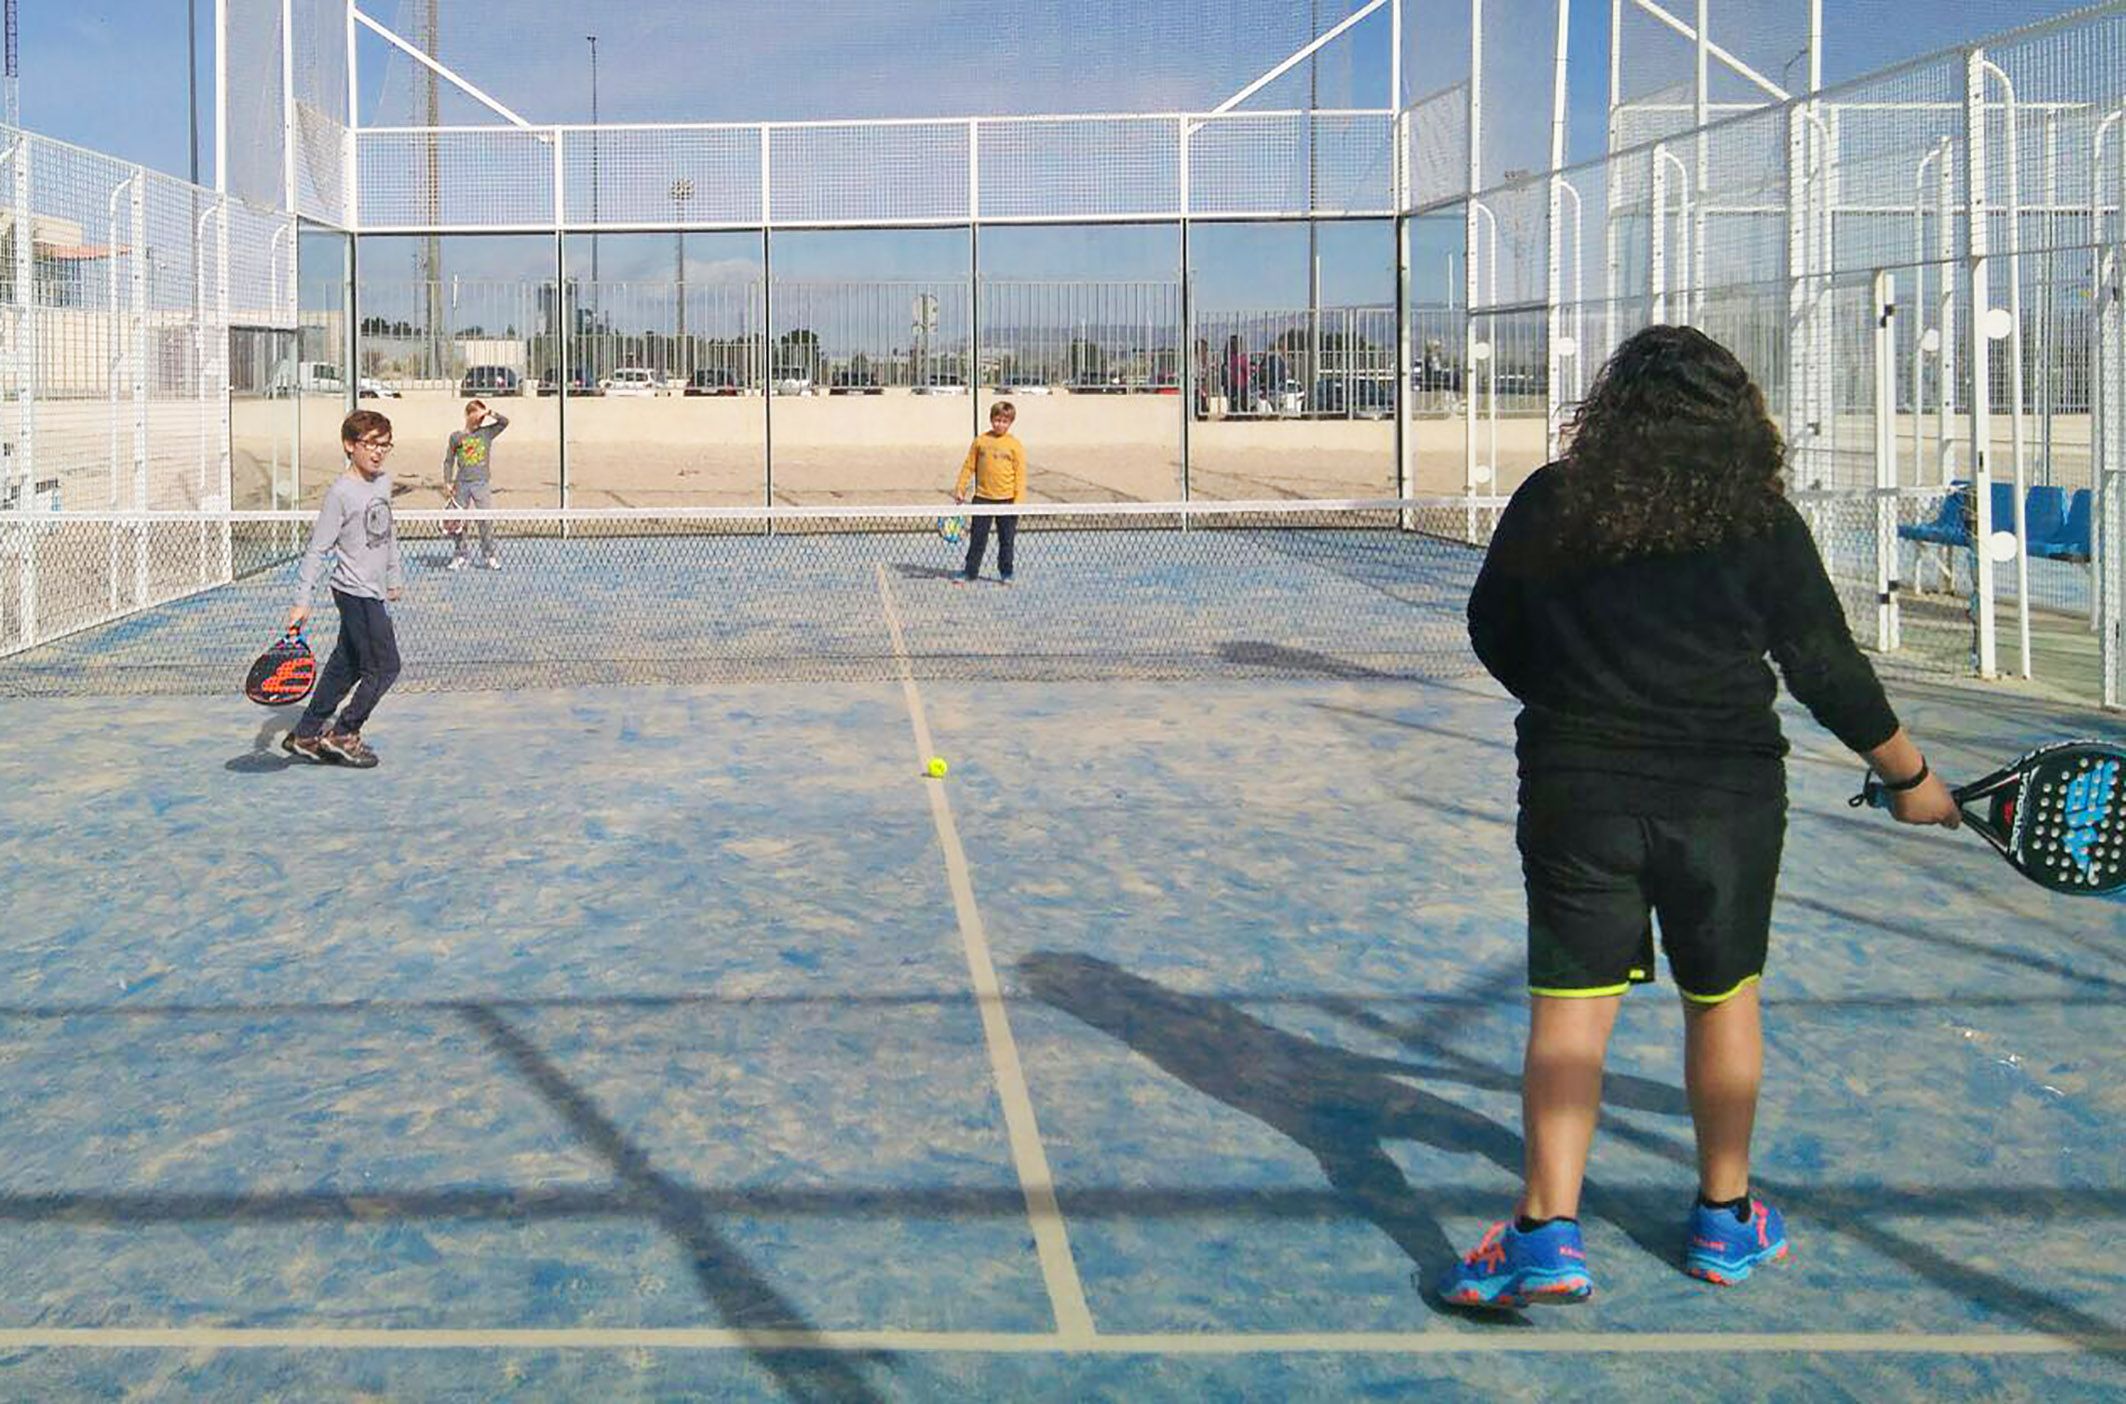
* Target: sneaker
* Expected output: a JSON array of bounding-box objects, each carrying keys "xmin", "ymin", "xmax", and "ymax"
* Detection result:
[
  {"xmin": 999, "ymin": 576, "xmax": 1015, "ymax": 587},
  {"xmin": 953, "ymin": 575, "xmax": 972, "ymax": 586},
  {"xmin": 1685, "ymin": 1198, "xmax": 1789, "ymax": 1286},
  {"xmin": 446, "ymin": 556, "xmax": 469, "ymax": 572},
  {"xmin": 1436, "ymin": 1219, "xmax": 1594, "ymax": 1309},
  {"xmin": 280, "ymin": 730, "xmax": 332, "ymax": 764},
  {"xmin": 318, "ymin": 729, "xmax": 379, "ymax": 769},
  {"xmin": 481, "ymin": 556, "xmax": 501, "ymax": 570}
]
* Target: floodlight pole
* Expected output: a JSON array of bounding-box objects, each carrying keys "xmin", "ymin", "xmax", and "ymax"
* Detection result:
[
  {"xmin": 671, "ymin": 177, "xmax": 692, "ymax": 377},
  {"xmin": 587, "ymin": 35, "xmax": 600, "ymax": 292}
]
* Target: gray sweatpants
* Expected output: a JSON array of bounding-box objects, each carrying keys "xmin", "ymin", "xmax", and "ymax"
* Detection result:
[{"xmin": 452, "ymin": 479, "xmax": 495, "ymax": 559}]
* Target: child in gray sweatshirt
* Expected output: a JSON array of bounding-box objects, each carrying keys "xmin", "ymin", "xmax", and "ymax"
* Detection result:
[{"xmin": 280, "ymin": 410, "xmax": 404, "ymax": 769}]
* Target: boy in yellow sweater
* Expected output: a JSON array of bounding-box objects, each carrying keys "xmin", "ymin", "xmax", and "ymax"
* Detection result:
[{"xmin": 952, "ymin": 401, "xmax": 1027, "ymax": 584}]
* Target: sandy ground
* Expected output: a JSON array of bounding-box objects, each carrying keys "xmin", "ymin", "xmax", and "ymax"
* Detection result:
[
  {"xmin": 227, "ymin": 390, "xmax": 1550, "ymax": 508},
  {"xmin": 16, "ymin": 392, "xmax": 2105, "ymax": 516}
]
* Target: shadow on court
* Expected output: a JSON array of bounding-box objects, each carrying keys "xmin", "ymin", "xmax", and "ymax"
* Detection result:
[{"xmin": 1017, "ymin": 951, "xmax": 1682, "ymax": 1307}]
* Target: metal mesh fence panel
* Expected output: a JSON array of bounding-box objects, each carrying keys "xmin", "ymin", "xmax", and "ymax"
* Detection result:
[
  {"xmin": 565, "ymin": 126, "xmax": 764, "ymax": 228},
  {"xmin": 0, "ymin": 500, "xmax": 1494, "ymax": 691},
  {"xmin": 0, "ymin": 488, "xmax": 1974, "ymax": 696},
  {"xmin": 977, "ymin": 118, "xmax": 1181, "ymax": 222},
  {"xmin": 291, "ymin": 0, "xmax": 351, "ymax": 227},
  {"xmin": 1185, "ymin": 112, "xmax": 1396, "ymax": 218},
  {"xmin": 222, "ymin": 0, "xmax": 287, "ymax": 210},
  {"xmin": 356, "ymin": 129, "xmax": 557, "ymax": 229},
  {"xmin": 1403, "ymin": 82, "xmax": 1470, "ymax": 212},
  {"xmin": 0, "ymin": 127, "xmax": 295, "ymax": 649},
  {"xmin": 767, "ymin": 123, "xmax": 970, "ymax": 226}
]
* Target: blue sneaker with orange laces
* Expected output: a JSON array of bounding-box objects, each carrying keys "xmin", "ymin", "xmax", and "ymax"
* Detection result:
[
  {"xmin": 1435, "ymin": 1218, "xmax": 1594, "ymax": 1309},
  {"xmin": 1684, "ymin": 1197, "xmax": 1789, "ymax": 1285}
]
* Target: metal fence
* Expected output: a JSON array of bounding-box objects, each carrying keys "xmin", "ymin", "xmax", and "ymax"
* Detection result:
[
  {"xmin": 1433, "ymin": 4, "xmax": 2126, "ymax": 704},
  {"xmin": 0, "ymin": 123, "xmax": 299, "ymax": 652}
]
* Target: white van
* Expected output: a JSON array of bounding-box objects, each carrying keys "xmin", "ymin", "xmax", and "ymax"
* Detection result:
[
  {"xmin": 600, "ymin": 367, "xmax": 665, "ymax": 397},
  {"xmin": 270, "ymin": 361, "xmax": 345, "ymax": 397}
]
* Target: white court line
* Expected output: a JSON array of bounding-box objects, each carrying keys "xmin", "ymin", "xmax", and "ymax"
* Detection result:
[
  {"xmin": 873, "ymin": 565, "xmax": 1097, "ymax": 1343},
  {"xmin": 0, "ymin": 1327, "xmax": 2111, "ymax": 1356}
]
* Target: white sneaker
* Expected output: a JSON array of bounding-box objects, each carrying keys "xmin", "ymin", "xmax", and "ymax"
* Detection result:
[
  {"xmin": 481, "ymin": 557, "xmax": 501, "ymax": 571},
  {"xmin": 446, "ymin": 556, "xmax": 468, "ymax": 572}
]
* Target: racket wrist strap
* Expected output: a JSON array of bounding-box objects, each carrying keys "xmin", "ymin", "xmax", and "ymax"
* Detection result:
[{"xmin": 1880, "ymin": 757, "xmax": 1930, "ymax": 793}]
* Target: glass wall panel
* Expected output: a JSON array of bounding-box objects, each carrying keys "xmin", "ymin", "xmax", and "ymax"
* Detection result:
[{"xmin": 977, "ymin": 224, "xmax": 1180, "ymax": 502}]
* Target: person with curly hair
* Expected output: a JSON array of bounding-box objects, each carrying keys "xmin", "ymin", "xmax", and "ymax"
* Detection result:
[{"xmin": 1437, "ymin": 325, "xmax": 1960, "ymax": 1309}]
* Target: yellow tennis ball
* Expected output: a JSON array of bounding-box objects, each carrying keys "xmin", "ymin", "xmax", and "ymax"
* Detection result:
[{"xmin": 927, "ymin": 755, "xmax": 949, "ymax": 778}]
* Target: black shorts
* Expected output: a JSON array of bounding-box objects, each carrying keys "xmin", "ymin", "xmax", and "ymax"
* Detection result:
[{"xmin": 1517, "ymin": 803, "xmax": 1786, "ymax": 1004}]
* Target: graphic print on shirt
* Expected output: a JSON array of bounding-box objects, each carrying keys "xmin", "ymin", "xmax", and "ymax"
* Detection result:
[{"xmin": 364, "ymin": 496, "xmax": 393, "ymax": 549}]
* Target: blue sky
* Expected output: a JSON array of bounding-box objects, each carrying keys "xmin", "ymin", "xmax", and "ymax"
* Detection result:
[{"xmin": 23, "ymin": 0, "xmax": 2100, "ymax": 307}]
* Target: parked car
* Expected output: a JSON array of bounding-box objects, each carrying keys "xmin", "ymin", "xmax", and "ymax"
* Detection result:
[
  {"xmin": 459, "ymin": 365, "xmax": 524, "ymax": 396},
  {"xmin": 600, "ymin": 367, "xmax": 665, "ymax": 397},
  {"xmin": 911, "ymin": 374, "xmax": 967, "ymax": 395},
  {"xmin": 1067, "ymin": 373, "xmax": 1127, "ymax": 394},
  {"xmin": 1313, "ymin": 376, "xmax": 1395, "ymax": 419},
  {"xmin": 536, "ymin": 368, "xmax": 604, "ymax": 397},
  {"xmin": 268, "ymin": 360, "xmax": 344, "ymax": 397},
  {"xmin": 357, "ymin": 376, "xmax": 401, "ymax": 399},
  {"xmin": 995, "ymin": 374, "xmax": 1053, "ymax": 396},
  {"xmin": 828, "ymin": 368, "xmax": 884, "ymax": 395},
  {"xmin": 683, "ymin": 368, "xmax": 744, "ymax": 397},
  {"xmin": 772, "ymin": 366, "xmax": 815, "ymax": 396}
]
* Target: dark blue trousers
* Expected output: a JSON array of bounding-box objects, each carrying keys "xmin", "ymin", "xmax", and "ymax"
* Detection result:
[
  {"xmin": 963, "ymin": 497, "xmax": 1019, "ymax": 580},
  {"xmin": 297, "ymin": 590, "xmax": 401, "ymax": 736}
]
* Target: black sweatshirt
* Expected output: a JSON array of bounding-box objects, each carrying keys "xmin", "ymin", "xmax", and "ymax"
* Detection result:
[{"xmin": 1467, "ymin": 464, "xmax": 1900, "ymax": 815}]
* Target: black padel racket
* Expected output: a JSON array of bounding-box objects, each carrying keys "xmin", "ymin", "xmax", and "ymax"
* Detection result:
[
  {"xmin": 1853, "ymin": 740, "xmax": 2125, "ymax": 896},
  {"xmin": 244, "ymin": 625, "xmax": 318, "ymax": 706}
]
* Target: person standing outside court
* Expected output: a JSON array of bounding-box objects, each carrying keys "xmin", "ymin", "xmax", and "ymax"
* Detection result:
[{"xmin": 444, "ymin": 398, "xmax": 509, "ymax": 571}]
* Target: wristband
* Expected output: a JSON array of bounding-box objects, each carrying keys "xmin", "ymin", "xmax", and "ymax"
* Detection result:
[{"xmin": 1881, "ymin": 758, "xmax": 1930, "ymax": 793}]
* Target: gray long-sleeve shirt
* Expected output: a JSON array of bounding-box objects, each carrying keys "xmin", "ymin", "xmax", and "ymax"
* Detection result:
[
  {"xmin": 443, "ymin": 413, "xmax": 509, "ymax": 486},
  {"xmin": 292, "ymin": 470, "xmax": 404, "ymax": 609}
]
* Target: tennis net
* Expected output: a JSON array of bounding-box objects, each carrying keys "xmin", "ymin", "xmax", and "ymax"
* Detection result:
[{"xmin": 0, "ymin": 499, "xmax": 1508, "ymax": 695}]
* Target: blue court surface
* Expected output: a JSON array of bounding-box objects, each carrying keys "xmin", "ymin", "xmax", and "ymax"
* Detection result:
[{"xmin": 0, "ymin": 534, "xmax": 2121, "ymax": 1400}]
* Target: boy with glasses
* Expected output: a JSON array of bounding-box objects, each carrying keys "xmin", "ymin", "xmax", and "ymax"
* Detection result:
[{"xmin": 280, "ymin": 410, "xmax": 405, "ymax": 769}]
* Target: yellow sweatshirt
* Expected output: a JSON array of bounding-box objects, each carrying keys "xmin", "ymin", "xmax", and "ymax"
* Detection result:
[{"xmin": 955, "ymin": 432, "xmax": 1028, "ymax": 502}]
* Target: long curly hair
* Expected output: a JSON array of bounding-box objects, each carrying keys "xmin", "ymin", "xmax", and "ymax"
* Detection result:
[{"xmin": 1553, "ymin": 325, "xmax": 1786, "ymax": 562}]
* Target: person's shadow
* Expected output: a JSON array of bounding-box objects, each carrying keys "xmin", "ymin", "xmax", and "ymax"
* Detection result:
[
  {"xmin": 1017, "ymin": 951, "xmax": 1678, "ymax": 1308},
  {"xmin": 224, "ymin": 717, "xmax": 296, "ymax": 773}
]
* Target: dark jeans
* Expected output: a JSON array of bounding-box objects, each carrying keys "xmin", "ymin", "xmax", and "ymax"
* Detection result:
[
  {"xmin": 297, "ymin": 589, "xmax": 402, "ymax": 736},
  {"xmin": 964, "ymin": 496, "xmax": 1019, "ymax": 580}
]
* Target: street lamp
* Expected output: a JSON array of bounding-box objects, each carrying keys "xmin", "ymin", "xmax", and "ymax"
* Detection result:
[{"xmin": 671, "ymin": 177, "xmax": 693, "ymax": 377}]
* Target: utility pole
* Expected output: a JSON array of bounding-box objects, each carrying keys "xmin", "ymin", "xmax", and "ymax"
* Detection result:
[{"xmin": 422, "ymin": 2, "xmax": 443, "ymax": 386}]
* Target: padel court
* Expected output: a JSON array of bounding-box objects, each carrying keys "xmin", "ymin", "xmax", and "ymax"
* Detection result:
[{"xmin": 0, "ymin": 522, "xmax": 2118, "ymax": 1400}]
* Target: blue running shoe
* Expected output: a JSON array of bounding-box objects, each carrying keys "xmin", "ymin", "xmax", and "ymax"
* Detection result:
[
  {"xmin": 1436, "ymin": 1219, "xmax": 1594, "ymax": 1309},
  {"xmin": 1684, "ymin": 1197, "xmax": 1789, "ymax": 1285}
]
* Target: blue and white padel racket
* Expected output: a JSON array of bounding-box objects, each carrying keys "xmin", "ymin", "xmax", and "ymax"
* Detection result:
[
  {"xmin": 937, "ymin": 513, "xmax": 968, "ymax": 545},
  {"xmin": 1854, "ymin": 740, "xmax": 2124, "ymax": 896}
]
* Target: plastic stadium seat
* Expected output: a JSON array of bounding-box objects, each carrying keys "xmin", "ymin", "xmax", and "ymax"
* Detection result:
[
  {"xmin": 2021, "ymin": 485, "xmax": 2068, "ymax": 548},
  {"xmin": 1899, "ymin": 484, "xmax": 1970, "ymax": 547},
  {"xmin": 2032, "ymin": 488, "xmax": 2092, "ymax": 563}
]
